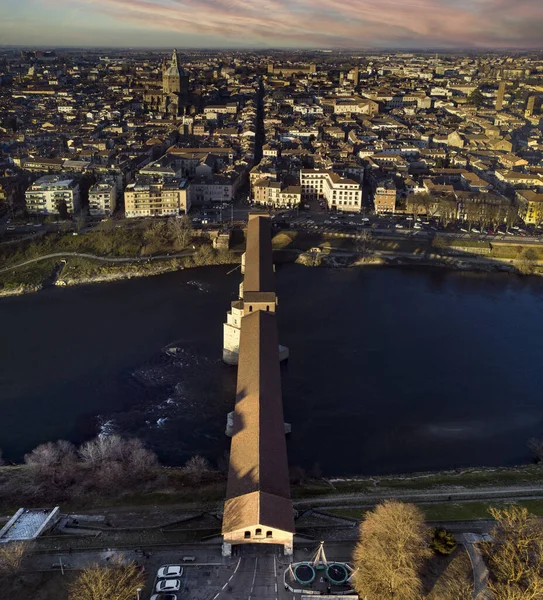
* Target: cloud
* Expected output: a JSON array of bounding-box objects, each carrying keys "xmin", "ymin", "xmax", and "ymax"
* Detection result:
[{"xmin": 29, "ymin": 0, "xmax": 543, "ymax": 47}]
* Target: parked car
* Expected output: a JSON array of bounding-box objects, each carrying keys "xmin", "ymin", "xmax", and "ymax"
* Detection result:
[
  {"xmin": 156, "ymin": 579, "xmax": 181, "ymax": 593},
  {"xmin": 158, "ymin": 566, "xmax": 184, "ymax": 578},
  {"xmin": 151, "ymin": 595, "xmax": 177, "ymax": 600}
]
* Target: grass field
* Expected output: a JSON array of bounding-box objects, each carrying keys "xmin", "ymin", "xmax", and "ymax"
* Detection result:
[{"xmin": 324, "ymin": 498, "xmax": 543, "ymax": 522}]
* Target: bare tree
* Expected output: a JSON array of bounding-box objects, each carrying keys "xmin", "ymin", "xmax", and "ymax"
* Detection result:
[
  {"xmin": 352, "ymin": 500, "xmax": 431, "ymax": 600},
  {"xmin": 69, "ymin": 559, "xmax": 145, "ymax": 600},
  {"xmin": 528, "ymin": 438, "xmax": 543, "ymax": 463},
  {"xmin": 356, "ymin": 229, "xmax": 373, "ymax": 258},
  {"xmin": 168, "ymin": 216, "xmax": 192, "ymax": 250},
  {"xmin": 182, "ymin": 455, "xmax": 212, "ymax": 483},
  {"xmin": 79, "ymin": 435, "xmax": 158, "ymax": 485},
  {"xmin": 485, "ymin": 505, "xmax": 543, "ymax": 600},
  {"xmin": 0, "ymin": 541, "xmax": 34, "ymax": 577},
  {"xmin": 24, "ymin": 440, "xmax": 77, "ymax": 482},
  {"xmin": 437, "ymin": 195, "xmax": 457, "ymax": 227}
]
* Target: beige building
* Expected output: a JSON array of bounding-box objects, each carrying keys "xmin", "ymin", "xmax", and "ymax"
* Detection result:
[
  {"xmin": 300, "ymin": 169, "xmax": 362, "ymax": 212},
  {"xmin": 518, "ymin": 190, "xmax": 543, "ymax": 225},
  {"xmin": 188, "ymin": 175, "xmax": 233, "ymax": 205},
  {"xmin": 253, "ymin": 180, "xmax": 302, "ymax": 208},
  {"xmin": 124, "ymin": 177, "xmax": 190, "ymax": 218}
]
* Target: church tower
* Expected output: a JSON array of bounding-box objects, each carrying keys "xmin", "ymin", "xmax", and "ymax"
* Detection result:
[{"xmin": 162, "ymin": 49, "xmax": 189, "ymax": 116}]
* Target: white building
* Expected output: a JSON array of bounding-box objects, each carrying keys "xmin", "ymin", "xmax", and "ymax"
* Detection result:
[
  {"xmin": 300, "ymin": 169, "xmax": 362, "ymax": 212},
  {"xmin": 25, "ymin": 175, "xmax": 80, "ymax": 215},
  {"xmin": 88, "ymin": 181, "xmax": 117, "ymax": 217}
]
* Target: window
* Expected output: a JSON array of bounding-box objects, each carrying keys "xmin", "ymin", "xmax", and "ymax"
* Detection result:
[
  {"xmin": 249, "ymin": 306, "xmax": 253, "ymax": 312},
  {"xmin": 255, "ymin": 528, "xmax": 262, "ymax": 536},
  {"xmin": 244, "ymin": 531, "xmax": 251, "ymax": 539},
  {"xmin": 266, "ymin": 531, "xmax": 273, "ymax": 539}
]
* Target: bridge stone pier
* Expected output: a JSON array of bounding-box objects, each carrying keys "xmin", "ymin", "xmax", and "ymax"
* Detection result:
[
  {"xmin": 223, "ymin": 213, "xmax": 289, "ymax": 365},
  {"xmin": 222, "ymin": 213, "xmax": 294, "ymax": 556}
]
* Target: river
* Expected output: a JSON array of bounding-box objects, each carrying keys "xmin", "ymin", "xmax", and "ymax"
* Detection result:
[{"xmin": 1, "ymin": 264, "xmax": 543, "ymax": 476}]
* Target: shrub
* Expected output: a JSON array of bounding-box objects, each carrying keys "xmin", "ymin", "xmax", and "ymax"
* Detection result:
[{"xmin": 431, "ymin": 527, "xmax": 457, "ymax": 555}]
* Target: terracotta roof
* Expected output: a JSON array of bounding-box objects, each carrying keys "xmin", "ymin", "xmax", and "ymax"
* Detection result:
[
  {"xmin": 243, "ymin": 214, "xmax": 275, "ymax": 294},
  {"xmin": 223, "ymin": 310, "xmax": 294, "ymax": 534}
]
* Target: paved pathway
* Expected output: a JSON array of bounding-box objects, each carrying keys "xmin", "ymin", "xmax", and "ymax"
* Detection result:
[
  {"xmin": 0, "ymin": 250, "xmax": 195, "ymax": 274},
  {"xmin": 462, "ymin": 533, "xmax": 494, "ymax": 599}
]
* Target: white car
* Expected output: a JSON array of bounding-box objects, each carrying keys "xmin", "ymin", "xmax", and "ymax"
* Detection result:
[
  {"xmin": 361, "ymin": 217, "xmax": 370, "ymax": 222},
  {"xmin": 151, "ymin": 595, "xmax": 177, "ymax": 600},
  {"xmin": 395, "ymin": 224, "xmax": 404, "ymax": 229},
  {"xmin": 158, "ymin": 566, "xmax": 184, "ymax": 578},
  {"xmin": 156, "ymin": 579, "xmax": 181, "ymax": 593},
  {"xmin": 414, "ymin": 223, "xmax": 422, "ymax": 229},
  {"xmin": 324, "ymin": 220, "xmax": 332, "ymax": 224}
]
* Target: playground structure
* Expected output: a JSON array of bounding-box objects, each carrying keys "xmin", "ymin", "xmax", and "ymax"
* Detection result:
[{"xmin": 284, "ymin": 541, "xmax": 357, "ymax": 596}]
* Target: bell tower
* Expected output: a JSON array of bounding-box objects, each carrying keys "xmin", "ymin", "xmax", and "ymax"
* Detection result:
[{"xmin": 162, "ymin": 49, "xmax": 189, "ymax": 115}]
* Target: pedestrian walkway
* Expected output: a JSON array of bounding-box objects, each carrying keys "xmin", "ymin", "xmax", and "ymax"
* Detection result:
[{"xmin": 462, "ymin": 533, "xmax": 493, "ymax": 599}]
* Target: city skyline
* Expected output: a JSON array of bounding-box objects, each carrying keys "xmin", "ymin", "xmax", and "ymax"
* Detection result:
[{"xmin": 0, "ymin": 0, "xmax": 542, "ymax": 49}]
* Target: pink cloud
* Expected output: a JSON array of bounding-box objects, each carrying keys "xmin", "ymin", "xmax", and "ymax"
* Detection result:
[{"xmin": 61, "ymin": 0, "xmax": 543, "ymax": 47}]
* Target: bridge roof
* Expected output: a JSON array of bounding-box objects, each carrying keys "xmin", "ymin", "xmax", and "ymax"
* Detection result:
[
  {"xmin": 223, "ymin": 310, "xmax": 294, "ymax": 534},
  {"xmin": 243, "ymin": 213, "xmax": 275, "ymax": 294}
]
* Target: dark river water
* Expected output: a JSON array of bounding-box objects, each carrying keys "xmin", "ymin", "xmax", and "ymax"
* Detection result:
[{"xmin": 1, "ymin": 264, "xmax": 543, "ymax": 476}]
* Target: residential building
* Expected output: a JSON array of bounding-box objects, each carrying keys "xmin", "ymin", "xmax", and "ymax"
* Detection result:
[
  {"xmin": 25, "ymin": 175, "xmax": 80, "ymax": 215},
  {"xmin": 124, "ymin": 177, "xmax": 190, "ymax": 218},
  {"xmin": 300, "ymin": 169, "xmax": 362, "ymax": 212},
  {"xmin": 374, "ymin": 180, "xmax": 397, "ymax": 214},
  {"xmin": 88, "ymin": 181, "xmax": 117, "ymax": 217},
  {"xmin": 517, "ymin": 190, "xmax": 543, "ymax": 225},
  {"xmin": 188, "ymin": 175, "xmax": 233, "ymax": 205}
]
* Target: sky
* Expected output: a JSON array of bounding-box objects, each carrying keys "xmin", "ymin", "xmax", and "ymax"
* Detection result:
[{"xmin": 0, "ymin": 0, "xmax": 542, "ymax": 49}]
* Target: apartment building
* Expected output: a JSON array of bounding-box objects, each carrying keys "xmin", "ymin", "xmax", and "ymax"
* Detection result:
[
  {"xmin": 88, "ymin": 181, "xmax": 117, "ymax": 216},
  {"xmin": 300, "ymin": 169, "xmax": 362, "ymax": 212},
  {"xmin": 124, "ymin": 177, "xmax": 190, "ymax": 218},
  {"xmin": 188, "ymin": 175, "xmax": 233, "ymax": 205},
  {"xmin": 25, "ymin": 175, "xmax": 80, "ymax": 215},
  {"xmin": 253, "ymin": 179, "xmax": 302, "ymax": 208},
  {"xmin": 374, "ymin": 180, "xmax": 398, "ymax": 214}
]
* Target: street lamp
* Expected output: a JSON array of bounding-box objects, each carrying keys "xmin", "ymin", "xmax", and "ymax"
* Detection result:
[{"xmin": 136, "ymin": 588, "xmax": 142, "ymax": 600}]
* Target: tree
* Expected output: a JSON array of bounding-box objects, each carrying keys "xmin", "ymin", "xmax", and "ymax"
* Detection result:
[
  {"xmin": 69, "ymin": 559, "xmax": 144, "ymax": 600},
  {"xmin": 437, "ymin": 195, "xmax": 457, "ymax": 227},
  {"xmin": 193, "ymin": 244, "xmax": 215, "ymax": 266},
  {"xmin": 24, "ymin": 440, "xmax": 77, "ymax": 480},
  {"xmin": 528, "ymin": 438, "xmax": 543, "ymax": 463},
  {"xmin": 430, "ymin": 527, "xmax": 457, "ymax": 555},
  {"xmin": 0, "ymin": 541, "xmax": 33, "ymax": 577},
  {"xmin": 79, "ymin": 435, "xmax": 158, "ymax": 486},
  {"xmin": 518, "ymin": 248, "xmax": 539, "ymax": 275},
  {"xmin": 182, "ymin": 455, "xmax": 212, "ymax": 483},
  {"xmin": 352, "ymin": 500, "xmax": 431, "ymax": 600},
  {"xmin": 168, "ymin": 216, "xmax": 192, "ymax": 250},
  {"xmin": 485, "ymin": 505, "xmax": 543, "ymax": 600},
  {"xmin": 468, "ymin": 88, "xmax": 485, "ymax": 107},
  {"xmin": 356, "ymin": 229, "xmax": 372, "ymax": 258}
]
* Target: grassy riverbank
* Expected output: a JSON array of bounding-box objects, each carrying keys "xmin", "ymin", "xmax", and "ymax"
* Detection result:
[
  {"xmin": 0, "ymin": 222, "xmax": 240, "ymax": 295},
  {"xmin": 325, "ymin": 498, "xmax": 543, "ymax": 522}
]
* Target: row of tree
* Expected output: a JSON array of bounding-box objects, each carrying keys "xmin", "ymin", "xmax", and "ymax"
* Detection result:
[
  {"xmin": 352, "ymin": 500, "xmax": 543, "ymax": 600},
  {"xmin": 0, "ymin": 434, "xmax": 220, "ymax": 507},
  {"xmin": 407, "ymin": 192, "xmax": 518, "ymax": 231}
]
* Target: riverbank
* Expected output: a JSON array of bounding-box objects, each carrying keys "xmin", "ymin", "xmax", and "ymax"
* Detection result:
[{"xmin": 0, "ymin": 249, "xmax": 240, "ymax": 297}]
